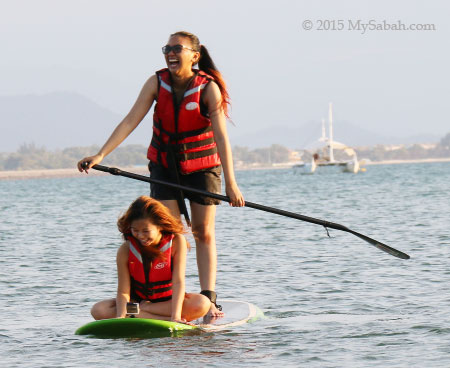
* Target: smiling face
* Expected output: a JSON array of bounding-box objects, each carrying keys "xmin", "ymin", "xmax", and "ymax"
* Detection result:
[
  {"xmin": 164, "ymin": 35, "xmax": 200, "ymax": 76},
  {"xmin": 130, "ymin": 218, "xmax": 162, "ymax": 247}
]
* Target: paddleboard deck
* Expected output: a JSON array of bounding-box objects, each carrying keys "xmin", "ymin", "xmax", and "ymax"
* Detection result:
[
  {"xmin": 193, "ymin": 300, "xmax": 263, "ymax": 331},
  {"xmin": 75, "ymin": 300, "xmax": 262, "ymax": 338}
]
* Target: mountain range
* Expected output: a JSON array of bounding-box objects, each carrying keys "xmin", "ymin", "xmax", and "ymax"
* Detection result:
[
  {"xmin": 0, "ymin": 92, "xmax": 441, "ymax": 153},
  {"xmin": 0, "ymin": 92, "xmax": 152, "ymax": 152}
]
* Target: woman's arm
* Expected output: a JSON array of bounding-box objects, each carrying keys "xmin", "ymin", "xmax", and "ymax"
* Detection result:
[
  {"xmin": 170, "ymin": 234, "xmax": 187, "ymax": 321},
  {"xmin": 116, "ymin": 242, "xmax": 131, "ymax": 318},
  {"xmin": 77, "ymin": 75, "xmax": 159, "ymax": 172},
  {"xmin": 203, "ymin": 82, "xmax": 244, "ymax": 207}
]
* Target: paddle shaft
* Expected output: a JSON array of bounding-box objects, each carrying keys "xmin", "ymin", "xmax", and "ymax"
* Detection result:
[{"xmin": 90, "ymin": 164, "xmax": 410, "ymax": 260}]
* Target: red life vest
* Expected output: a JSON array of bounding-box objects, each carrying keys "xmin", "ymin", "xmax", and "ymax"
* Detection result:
[
  {"xmin": 147, "ymin": 68, "xmax": 222, "ymax": 174},
  {"xmin": 127, "ymin": 234, "xmax": 174, "ymax": 303}
]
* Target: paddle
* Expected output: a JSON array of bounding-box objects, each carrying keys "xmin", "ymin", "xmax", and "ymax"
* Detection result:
[{"xmin": 88, "ymin": 164, "xmax": 410, "ymax": 260}]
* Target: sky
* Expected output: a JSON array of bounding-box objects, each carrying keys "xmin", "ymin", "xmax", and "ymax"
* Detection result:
[{"xmin": 1, "ymin": 0, "xmax": 449, "ymax": 149}]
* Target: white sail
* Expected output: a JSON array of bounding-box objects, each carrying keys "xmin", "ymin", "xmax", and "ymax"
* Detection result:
[
  {"xmin": 293, "ymin": 103, "xmax": 364, "ymax": 174},
  {"xmin": 328, "ymin": 102, "xmax": 335, "ymax": 163}
]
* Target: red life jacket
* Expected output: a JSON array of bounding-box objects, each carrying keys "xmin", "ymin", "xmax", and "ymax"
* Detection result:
[
  {"xmin": 127, "ymin": 234, "xmax": 174, "ymax": 303},
  {"xmin": 147, "ymin": 68, "xmax": 222, "ymax": 174}
]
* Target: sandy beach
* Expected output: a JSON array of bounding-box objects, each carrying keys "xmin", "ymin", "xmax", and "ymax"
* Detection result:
[
  {"xmin": 0, "ymin": 166, "xmax": 150, "ymax": 180},
  {"xmin": 236, "ymin": 157, "xmax": 450, "ymax": 171},
  {"xmin": 363, "ymin": 157, "xmax": 450, "ymax": 165}
]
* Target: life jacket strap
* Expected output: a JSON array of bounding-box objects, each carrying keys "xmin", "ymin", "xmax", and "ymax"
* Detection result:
[
  {"xmin": 131, "ymin": 277, "xmax": 172, "ymax": 288},
  {"xmin": 173, "ymin": 137, "xmax": 216, "ymax": 152},
  {"xmin": 178, "ymin": 147, "xmax": 218, "ymax": 162},
  {"xmin": 154, "ymin": 120, "xmax": 213, "ymax": 141},
  {"xmin": 150, "ymin": 136, "xmax": 216, "ymax": 154}
]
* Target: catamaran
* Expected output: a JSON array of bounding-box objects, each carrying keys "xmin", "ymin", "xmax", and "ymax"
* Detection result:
[{"xmin": 294, "ymin": 103, "xmax": 362, "ymax": 174}]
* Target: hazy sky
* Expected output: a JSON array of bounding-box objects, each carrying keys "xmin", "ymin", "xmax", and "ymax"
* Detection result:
[{"xmin": 1, "ymin": 0, "xmax": 449, "ymax": 147}]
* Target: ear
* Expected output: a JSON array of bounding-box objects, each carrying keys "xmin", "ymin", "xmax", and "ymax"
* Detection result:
[{"xmin": 192, "ymin": 51, "xmax": 200, "ymax": 65}]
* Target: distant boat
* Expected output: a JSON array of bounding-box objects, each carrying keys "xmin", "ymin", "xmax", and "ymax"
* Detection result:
[
  {"xmin": 342, "ymin": 154, "xmax": 360, "ymax": 174},
  {"xmin": 293, "ymin": 103, "xmax": 363, "ymax": 174},
  {"xmin": 292, "ymin": 155, "xmax": 317, "ymax": 174}
]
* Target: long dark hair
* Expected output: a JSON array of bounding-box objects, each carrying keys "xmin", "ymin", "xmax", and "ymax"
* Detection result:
[{"xmin": 171, "ymin": 31, "xmax": 230, "ymax": 117}]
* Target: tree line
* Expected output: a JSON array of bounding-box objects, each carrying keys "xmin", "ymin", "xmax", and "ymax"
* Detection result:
[
  {"xmin": 0, "ymin": 144, "xmax": 148, "ymax": 171},
  {"xmin": 1, "ymin": 133, "xmax": 449, "ymax": 171}
]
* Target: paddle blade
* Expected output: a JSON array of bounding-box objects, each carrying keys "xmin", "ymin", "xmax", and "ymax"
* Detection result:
[{"xmin": 349, "ymin": 230, "xmax": 410, "ymax": 260}]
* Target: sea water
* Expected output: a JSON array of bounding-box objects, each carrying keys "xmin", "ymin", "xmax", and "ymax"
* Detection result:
[{"xmin": 0, "ymin": 162, "xmax": 449, "ymax": 367}]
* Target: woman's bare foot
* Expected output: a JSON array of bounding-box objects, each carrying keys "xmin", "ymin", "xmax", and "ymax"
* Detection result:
[
  {"xmin": 207, "ymin": 302, "xmax": 224, "ymax": 318},
  {"xmin": 202, "ymin": 302, "xmax": 225, "ymax": 324}
]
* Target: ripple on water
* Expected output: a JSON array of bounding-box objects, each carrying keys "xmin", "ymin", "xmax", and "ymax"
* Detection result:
[{"xmin": 1, "ymin": 163, "xmax": 450, "ymax": 367}]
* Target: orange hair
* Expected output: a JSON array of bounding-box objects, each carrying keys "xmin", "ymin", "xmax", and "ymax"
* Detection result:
[
  {"xmin": 171, "ymin": 31, "xmax": 231, "ymax": 118},
  {"xmin": 117, "ymin": 196, "xmax": 187, "ymax": 260}
]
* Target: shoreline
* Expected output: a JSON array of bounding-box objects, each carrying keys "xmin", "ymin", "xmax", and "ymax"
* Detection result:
[
  {"xmin": 0, "ymin": 166, "xmax": 150, "ymax": 180},
  {"xmin": 363, "ymin": 157, "xmax": 450, "ymax": 165},
  {"xmin": 237, "ymin": 157, "xmax": 450, "ymax": 171},
  {"xmin": 1, "ymin": 158, "xmax": 449, "ymax": 180}
]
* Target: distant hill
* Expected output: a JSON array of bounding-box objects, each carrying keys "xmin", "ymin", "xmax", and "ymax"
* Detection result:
[
  {"xmin": 0, "ymin": 92, "xmax": 152, "ymax": 152},
  {"xmin": 0, "ymin": 92, "xmax": 440, "ymax": 152},
  {"xmin": 228, "ymin": 121, "xmax": 440, "ymax": 150}
]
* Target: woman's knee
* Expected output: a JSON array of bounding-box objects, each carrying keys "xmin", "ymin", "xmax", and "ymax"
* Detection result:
[
  {"xmin": 192, "ymin": 223, "xmax": 214, "ymax": 243},
  {"xmin": 90, "ymin": 299, "xmax": 114, "ymax": 320},
  {"xmin": 90, "ymin": 302, "xmax": 104, "ymax": 320},
  {"xmin": 183, "ymin": 294, "xmax": 210, "ymax": 319},
  {"xmin": 197, "ymin": 294, "xmax": 211, "ymax": 315}
]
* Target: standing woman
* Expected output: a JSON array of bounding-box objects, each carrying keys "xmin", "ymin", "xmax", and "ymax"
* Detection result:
[{"xmin": 78, "ymin": 31, "xmax": 244, "ymax": 316}]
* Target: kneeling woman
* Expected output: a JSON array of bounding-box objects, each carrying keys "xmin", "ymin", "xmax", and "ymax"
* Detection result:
[{"xmin": 91, "ymin": 196, "xmax": 210, "ymax": 323}]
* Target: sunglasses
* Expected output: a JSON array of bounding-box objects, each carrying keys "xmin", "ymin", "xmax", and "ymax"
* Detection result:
[{"xmin": 162, "ymin": 44, "xmax": 196, "ymax": 54}]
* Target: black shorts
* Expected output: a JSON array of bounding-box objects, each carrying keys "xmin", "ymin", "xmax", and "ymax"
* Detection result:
[{"xmin": 149, "ymin": 163, "xmax": 222, "ymax": 206}]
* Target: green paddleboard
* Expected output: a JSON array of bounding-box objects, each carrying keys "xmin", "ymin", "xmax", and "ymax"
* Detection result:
[
  {"xmin": 75, "ymin": 300, "xmax": 263, "ymax": 338},
  {"xmin": 75, "ymin": 317, "xmax": 197, "ymax": 338}
]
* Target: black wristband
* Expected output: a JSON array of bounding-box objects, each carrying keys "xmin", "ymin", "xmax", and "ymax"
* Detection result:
[
  {"xmin": 200, "ymin": 290, "xmax": 217, "ymax": 304},
  {"xmin": 200, "ymin": 290, "xmax": 222, "ymax": 311}
]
